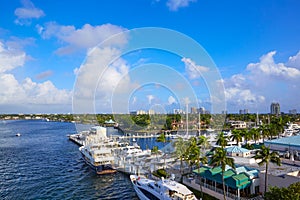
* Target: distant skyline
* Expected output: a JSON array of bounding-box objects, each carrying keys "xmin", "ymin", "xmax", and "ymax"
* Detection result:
[{"xmin": 0, "ymin": 0, "xmax": 300, "ymax": 114}]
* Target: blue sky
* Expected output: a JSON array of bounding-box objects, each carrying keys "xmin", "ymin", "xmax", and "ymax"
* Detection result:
[{"xmin": 0, "ymin": 0, "xmax": 300, "ymax": 114}]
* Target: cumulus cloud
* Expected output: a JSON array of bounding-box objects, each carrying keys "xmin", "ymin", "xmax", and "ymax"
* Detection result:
[
  {"xmin": 14, "ymin": 0, "xmax": 45, "ymax": 25},
  {"xmin": 223, "ymin": 51, "xmax": 300, "ymax": 112},
  {"xmin": 181, "ymin": 57, "xmax": 209, "ymax": 80},
  {"xmin": 247, "ymin": 51, "xmax": 300, "ymax": 80},
  {"xmin": 0, "ymin": 41, "xmax": 26, "ymax": 73},
  {"xmin": 287, "ymin": 51, "xmax": 300, "ymax": 69},
  {"xmin": 73, "ymin": 46, "xmax": 138, "ymax": 113},
  {"xmin": 38, "ymin": 22, "xmax": 127, "ymax": 55},
  {"xmin": 0, "ymin": 38, "xmax": 71, "ymax": 112},
  {"xmin": 0, "ymin": 73, "xmax": 70, "ymax": 105},
  {"xmin": 168, "ymin": 95, "xmax": 177, "ymax": 104},
  {"xmin": 147, "ymin": 95, "xmax": 155, "ymax": 104},
  {"xmin": 166, "ymin": 0, "xmax": 197, "ymax": 11}
]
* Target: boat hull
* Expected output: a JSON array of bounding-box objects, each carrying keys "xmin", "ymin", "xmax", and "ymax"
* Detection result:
[{"xmin": 81, "ymin": 153, "xmax": 116, "ymax": 175}]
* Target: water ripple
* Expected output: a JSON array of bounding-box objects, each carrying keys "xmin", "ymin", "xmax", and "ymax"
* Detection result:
[{"xmin": 0, "ymin": 120, "xmax": 138, "ymax": 200}]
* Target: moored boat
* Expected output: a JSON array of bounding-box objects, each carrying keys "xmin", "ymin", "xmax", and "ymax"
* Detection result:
[
  {"xmin": 130, "ymin": 175, "xmax": 197, "ymax": 200},
  {"xmin": 79, "ymin": 144, "xmax": 116, "ymax": 174}
]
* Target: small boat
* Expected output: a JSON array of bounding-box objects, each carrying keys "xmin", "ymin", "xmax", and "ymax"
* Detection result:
[
  {"xmin": 130, "ymin": 175, "xmax": 197, "ymax": 200},
  {"xmin": 16, "ymin": 133, "xmax": 21, "ymax": 137}
]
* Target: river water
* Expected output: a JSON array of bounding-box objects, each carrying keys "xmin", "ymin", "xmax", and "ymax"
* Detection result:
[{"xmin": 0, "ymin": 120, "xmax": 146, "ymax": 200}]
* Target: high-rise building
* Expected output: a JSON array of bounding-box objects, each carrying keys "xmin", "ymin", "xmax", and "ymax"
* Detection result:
[
  {"xmin": 239, "ymin": 109, "xmax": 249, "ymax": 114},
  {"xmin": 270, "ymin": 102, "xmax": 280, "ymax": 115},
  {"xmin": 289, "ymin": 109, "xmax": 297, "ymax": 115},
  {"xmin": 198, "ymin": 107, "xmax": 206, "ymax": 114},
  {"xmin": 191, "ymin": 107, "xmax": 198, "ymax": 114}
]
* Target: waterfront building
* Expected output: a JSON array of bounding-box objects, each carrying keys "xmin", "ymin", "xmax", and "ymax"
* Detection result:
[
  {"xmin": 184, "ymin": 165, "xmax": 260, "ymax": 199},
  {"xmin": 264, "ymin": 135, "xmax": 300, "ymax": 152},
  {"xmin": 173, "ymin": 109, "xmax": 185, "ymax": 114},
  {"xmin": 270, "ymin": 102, "xmax": 280, "ymax": 115},
  {"xmin": 228, "ymin": 120, "xmax": 247, "ymax": 129},
  {"xmin": 137, "ymin": 110, "xmax": 147, "ymax": 115},
  {"xmin": 225, "ymin": 146, "xmax": 251, "ymax": 158},
  {"xmin": 148, "ymin": 109, "xmax": 155, "ymax": 115}
]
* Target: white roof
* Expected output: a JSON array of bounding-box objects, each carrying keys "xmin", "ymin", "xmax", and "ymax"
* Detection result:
[{"xmin": 161, "ymin": 179, "xmax": 193, "ymax": 195}]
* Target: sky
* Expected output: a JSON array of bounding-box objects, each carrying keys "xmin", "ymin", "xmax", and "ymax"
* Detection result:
[{"xmin": 0, "ymin": 0, "xmax": 300, "ymax": 114}]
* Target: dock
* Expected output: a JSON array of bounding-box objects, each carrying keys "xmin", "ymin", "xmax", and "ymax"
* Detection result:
[
  {"xmin": 68, "ymin": 134, "xmax": 85, "ymax": 146},
  {"xmin": 68, "ymin": 132, "xmax": 179, "ymax": 176}
]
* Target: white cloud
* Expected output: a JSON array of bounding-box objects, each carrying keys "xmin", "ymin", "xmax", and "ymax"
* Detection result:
[
  {"xmin": 147, "ymin": 95, "xmax": 155, "ymax": 104},
  {"xmin": 0, "ymin": 41, "xmax": 26, "ymax": 73},
  {"xmin": 0, "ymin": 38, "xmax": 71, "ymax": 112},
  {"xmin": 0, "ymin": 74, "xmax": 71, "ymax": 105},
  {"xmin": 38, "ymin": 22, "xmax": 127, "ymax": 55},
  {"xmin": 287, "ymin": 51, "xmax": 300, "ymax": 69},
  {"xmin": 181, "ymin": 57, "xmax": 209, "ymax": 79},
  {"xmin": 168, "ymin": 95, "xmax": 177, "ymax": 104},
  {"xmin": 166, "ymin": 0, "xmax": 197, "ymax": 11},
  {"xmin": 14, "ymin": 0, "xmax": 45, "ymax": 25},
  {"xmin": 73, "ymin": 46, "xmax": 138, "ymax": 113},
  {"xmin": 247, "ymin": 51, "xmax": 300, "ymax": 80},
  {"xmin": 223, "ymin": 51, "xmax": 300, "ymax": 112}
]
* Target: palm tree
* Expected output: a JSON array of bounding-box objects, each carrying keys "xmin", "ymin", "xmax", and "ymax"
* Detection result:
[
  {"xmin": 253, "ymin": 145, "xmax": 281, "ymax": 194},
  {"xmin": 216, "ymin": 132, "xmax": 228, "ymax": 148},
  {"xmin": 269, "ymin": 123, "xmax": 278, "ymax": 139},
  {"xmin": 273, "ymin": 117, "xmax": 284, "ymax": 138},
  {"xmin": 151, "ymin": 146, "xmax": 159, "ymax": 171},
  {"xmin": 259, "ymin": 124, "xmax": 270, "ymax": 142},
  {"xmin": 186, "ymin": 136, "xmax": 198, "ymax": 173},
  {"xmin": 230, "ymin": 129, "xmax": 242, "ymax": 146},
  {"xmin": 210, "ymin": 147, "xmax": 235, "ymax": 200},
  {"xmin": 198, "ymin": 135, "xmax": 210, "ymax": 150},
  {"xmin": 156, "ymin": 133, "xmax": 167, "ymax": 168},
  {"xmin": 243, "ymin": 129, "xmax": 253, "ymax": 146},
  {"xmin": 196, "ymin": 136, "xmax": 209, "ymax": 200},
  {"xmin": 250, "ymin": 128, "xmax": 260, "ymax": 144},
  {"xmin": 173, "ymin": 137, "xmax": 188, "ymax": 175}
]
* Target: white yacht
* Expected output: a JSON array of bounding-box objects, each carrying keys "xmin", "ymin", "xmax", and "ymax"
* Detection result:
[
  {"xmin": 117, "ymin": 143, "xmax": 151, "ymax": 158},
  {"xmin": 130, "ymin": 175, "xmax": 197, "ymax": 200},
  {"xmin": 79, "ymin": 144, "xmax": 116, "ymax": 174},
  {"xmin": 79, "ymin": 126, "xmax": 117, "ymax": 174}
]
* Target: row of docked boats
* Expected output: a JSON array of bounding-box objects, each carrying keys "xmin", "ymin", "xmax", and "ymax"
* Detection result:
[
  {"xmin": 78, "ymin": 126, "xmax": 152, "ymax": 174},
  {"xmin": 77, "ymin": 126, "xmax": 198, "ymax": 199}
]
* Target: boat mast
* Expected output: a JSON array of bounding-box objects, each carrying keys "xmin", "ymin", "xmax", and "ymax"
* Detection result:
[{"xmin": 186, "ymin": 103, "xmax": 188, "ymax": 137}]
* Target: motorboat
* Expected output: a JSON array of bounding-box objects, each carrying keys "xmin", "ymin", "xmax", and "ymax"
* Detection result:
[
  {"xmin": 79, "ymin": 144, "xmax": 116, "ymax": 174},
  {"xmin": 16, "ymin": 133, "xmax": 21, "ymax": 137},
  {"xmin": 130, "ymin": 175, "xmax": 197, "ymax": 200},
  {"xmin": 117, "ymin": 142, "xmax": 151, "ymax": 159},
  {"xmin": 79, "ymin": 126, "xmax": 117, "ymax": 174}
]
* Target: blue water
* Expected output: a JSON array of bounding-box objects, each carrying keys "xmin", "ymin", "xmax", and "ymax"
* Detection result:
[{"xmin": 0, "ymin": 120, "xmax": 142, "ymax": 200}]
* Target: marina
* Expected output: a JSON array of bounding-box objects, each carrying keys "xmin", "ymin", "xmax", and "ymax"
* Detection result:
[{"xmin": 69, "ymin": 125, "xmax": 178, "ymax": 176}]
